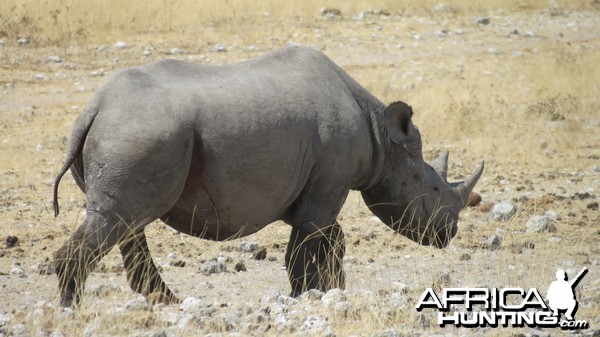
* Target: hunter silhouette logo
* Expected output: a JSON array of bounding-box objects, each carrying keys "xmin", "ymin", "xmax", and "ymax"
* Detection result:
[
  {"xmin": 415, "ymin": 267, "xmax": 590, "ymax": 329},
  {"xmin": 546, "ymin": 268, "xmax": 588, "ymax": 321}
]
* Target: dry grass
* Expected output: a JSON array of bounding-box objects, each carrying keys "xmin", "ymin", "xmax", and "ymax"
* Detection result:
[
  {"xmin": 0, "ymin": 0, "xmax": 599, "ymax": 336},
  {"xmin": 0, "ymin": 0, "xmax": 594, "ymax": 44}
]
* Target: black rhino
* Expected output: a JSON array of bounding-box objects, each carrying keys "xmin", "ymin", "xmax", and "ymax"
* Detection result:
[{"xmin": 53, "ymin": 46, "xmax": 483, "ymax": 307}]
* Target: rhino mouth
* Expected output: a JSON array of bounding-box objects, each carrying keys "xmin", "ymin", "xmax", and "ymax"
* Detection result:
[{"xmin": 395, "ymin": 217, "xmax": 458, "ymax": 249}]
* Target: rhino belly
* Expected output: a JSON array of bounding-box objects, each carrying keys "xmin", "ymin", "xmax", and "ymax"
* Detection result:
[{"xmin": 160, "ymin": 148, "xmax": 309, "ymax": 241}]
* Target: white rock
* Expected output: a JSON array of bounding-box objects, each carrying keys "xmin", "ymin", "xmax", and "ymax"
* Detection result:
[
  {"xmin": 238, "ymin": 242, "xmax": 259, "ymax": 253},
  {"xmin": 0, "ymin": 313, "xmax": 12, "ymax": 325},
  {"xmin": 212, "ymin": 44, "xmax": 227, "ymax": 53},
  {"xmin": 169, "ymin": 48, "xmax": 183, "ymax": 55},
  {"xmin": 125, "ymin": 297, "xmax": 150, "ymax": 311},
  {"xmin": 322, "ymin": 288, "xmax": 346, "ymax": 307},
  {"xmin": 180, "ymin": 297, "xmax": 203, "ymax": 312},
  {"xmin": 35, "ymin": 73, "xmax": 46, "ymax": 80},
  {"xmin": 200, "ymin": 259, "xmax": 227, "ymax": 274},
  {"xmin": 46, "ymin": 55, "xmax": 62, "ymax": 63},
  {"xmin": 333, "ymin": 301, "xmax": 350, "ymax": 316},
  {"xmin": 17, "ymin": 37, "xmax": 29, "ymax": 46},
  {"xmin": 10, "ymin": 266, "xmax": 24, "ymax": 275},
  {"xmin": 0, "ymin": 38, "xmax": 4, "ymax": 46},
  {"xmin": 526, "ymin": 211, "xmax": 557, "ymax": 233},
  {"xmin": 491, "ymin": 201, "xmax": 517, "ymax": 222},
  {"xmin": 115, "ymin": 41, "xmax": 128, "ymax": 49},
  {"xmin": 299, "ymin": 289, "xmax": 324, "ymax": 301},
  {"xmin": 89, "ymin": 69, "xmax": 105, "ymax": 77},
  {"xmin": 300, "ymin": 315, "xmax": 332, "ymax": 336},
  {"xmin": 275, "ymin": 313, "xmax": 297, "ymax": 332}
]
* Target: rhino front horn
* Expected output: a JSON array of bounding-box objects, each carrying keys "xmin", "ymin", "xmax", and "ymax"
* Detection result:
[
  {"xmin": 452, "ymin": 162, "xmax": 484, "ymax": 206},
  {"xmin": 430, "ymin": 151, "xmax": 449, "ymax": 180}
]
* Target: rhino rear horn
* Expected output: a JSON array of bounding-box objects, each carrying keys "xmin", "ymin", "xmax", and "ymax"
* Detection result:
[{"xmin": 430, "ymin": 151, "xmax": 449, "ymax": 181}]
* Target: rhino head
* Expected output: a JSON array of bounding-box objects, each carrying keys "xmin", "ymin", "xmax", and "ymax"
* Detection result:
[{"xmin": 361, "ymin": 101, "xmax": 484, "ymax": 248}]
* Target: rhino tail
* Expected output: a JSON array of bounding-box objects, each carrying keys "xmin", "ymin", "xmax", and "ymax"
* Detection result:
[{"xmin": 53, "ymin": 100, "xmax": 100, "ymax": 217}]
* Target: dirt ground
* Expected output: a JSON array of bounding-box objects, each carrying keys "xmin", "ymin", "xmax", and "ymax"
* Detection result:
[{"xmin": 0, "ymin": 3, "xmax": 599, "ymax": 337}]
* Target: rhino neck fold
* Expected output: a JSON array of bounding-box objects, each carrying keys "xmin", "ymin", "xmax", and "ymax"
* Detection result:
[{"xmin": 352, "ymin": 106, "xmax": 390, "ymax": 192}]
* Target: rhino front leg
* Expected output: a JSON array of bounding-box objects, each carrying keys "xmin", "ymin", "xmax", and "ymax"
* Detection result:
[
  {"xmin": 54, "ymin": 211, "xmax": 121, "ymax": 307},
  {"xmin": 118, "ymin": 230, "xmax": 179, "ymax": 304},
  {"xmin": 285, "ymin": 221, "xmax": 346, "ymax": 297}
]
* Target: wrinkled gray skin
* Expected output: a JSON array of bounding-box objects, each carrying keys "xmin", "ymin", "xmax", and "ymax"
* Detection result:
[{"xmin": 53, "ymin": 46, "xmax": 483, "ymax": 307}]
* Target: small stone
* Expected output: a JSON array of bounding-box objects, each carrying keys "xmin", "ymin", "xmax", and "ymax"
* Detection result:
[
  {"xmin": 0, "ymin": 39, "xmax": 4, "ymax": 46},
  {"xmin": 46, "ymin": 55, "xmax": 62, "ymax": 63},
  {"xmin": 10, "ymin": 265, "xmax": 25, "ymax": 275},
  {"xmin": 343, "ymin": 255, "xmax": 357, "ymax": 263},
  {"xmin": 319, "ymin": 7, "xmax": 342, "ymax": 19},
  {"xmin": 526, "ymin": 211, "xmax": 557, "ymax": 233},
  {"xmin": 201, "ymin": 258, "xmax": 227, "ymax": 274},
  {"xmin": 76, "ymin": 85, "xmax": 86, "ymax": 93},
  {"xmin": 252, "ymin": 247, "xmax": 267, "ymax": 260},
  {"xmin": 475, "ymin": 17, "xmax": 490, "ymax": 25},
  {"xmin": 180, "ymin": 297, "xmax": 203, "ymax": 312},
  {"xmin": 114, "ymin": 41, "xmax": 128, "ymax": 49},
  {"xmin": 6, "ymin": 236, "xmax": 18, "ymax": 248},
  {"xmin": 275, "ymin": 313, "xmax": 296, "ymax": 333},
  {"xmin": 143, "ymin": 49, "xmax": 152, "ymax": 56},
  {"xmin": 17, "ymin": 37, "xmax": 29, "ymax": 46},
  {"xmin": 491, "ymin": 201, "xmax": 517, "ymax": 222},
  {"xmin": 322, "ymin": 288, "xmax": 346, "ymax": 307},
  {"xmin": 35, "ymin": 73, "xmax": 46, "ymax": 80},
  {"xmin": 89, "ymin": 69, "xmax": 105, "ymax": 77},
  {"xmin": 125, "ymin": 297, "xmax": 150, "ymax": 311},
  {"xmin": 234, "ymin": 261, "xmax": 246, "ymax": 272},
  {"xmin": 169, "ymin": 48, "xmax": 183, "ymax": 55},
  {"xmin": 486, "ymin": 234, "xmax": 502, "ymax": 250},
  {"xmin": 212, "ymin": 44, "xmax": 227, "ymax": 53},
  {"xmin": 299, "ymin": 289, "xmax": 324, "ymax": 301},
  {"xmin": 524, "ymin": 31, "xmax": 536, "ymax": 38},
  {"xmin": 300, "ymin": 315, "xmax": 332, "ymax": 336},
  {"xmin": 238, "ymin": 242, "xmax": 259, "ymax": 253},
  {"xmin": 334, "ymin": 301, "xmax": 350, "ymax": 316},
  {"xmin": 460, "ymin": 253, "xmax": 471, "ymax": 261}
]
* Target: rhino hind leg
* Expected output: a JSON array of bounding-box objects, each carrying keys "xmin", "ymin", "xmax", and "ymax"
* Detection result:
[
  {"xmin": 54, "ymin": 212, "xmax": 122, "ymax": 307},
  {"xmin": 118, "ymin": 230, "xmax": 178, "ymax": 304},
  {"xmin": 285, "ymin": 222, "xmax": 346, "ymax": 297}
]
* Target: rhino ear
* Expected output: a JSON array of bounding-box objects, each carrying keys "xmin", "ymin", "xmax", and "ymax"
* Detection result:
[{"xmin": 384, "ymin": 101, "xmax": 413, "ymax": 144}]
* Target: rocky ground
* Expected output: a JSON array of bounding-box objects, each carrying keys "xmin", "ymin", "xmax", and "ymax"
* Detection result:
[{"xmin": 0, "ymin": 3, "xmax": 599, "ymax": 337}]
